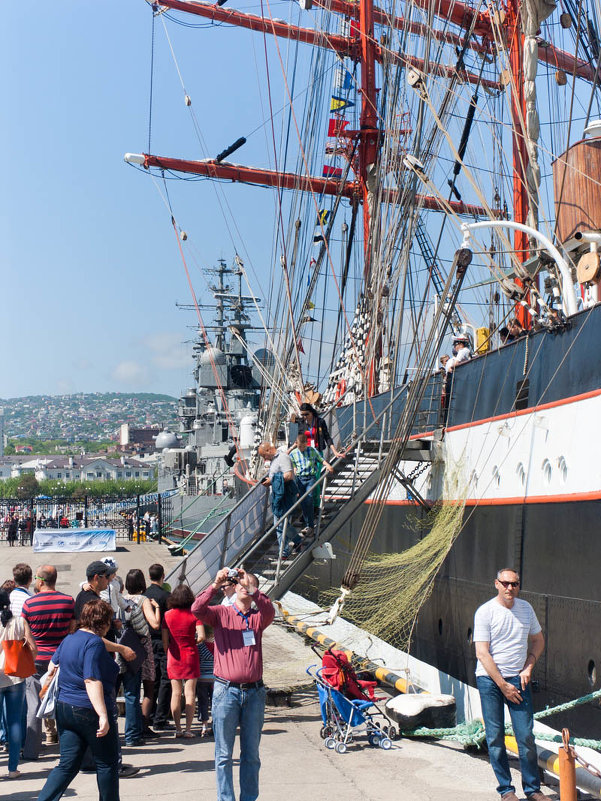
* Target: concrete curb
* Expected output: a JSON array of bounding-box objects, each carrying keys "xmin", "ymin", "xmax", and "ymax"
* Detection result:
[{"xmin": 276, "ymin": 600, "xmax": 416, "ymax": 694}]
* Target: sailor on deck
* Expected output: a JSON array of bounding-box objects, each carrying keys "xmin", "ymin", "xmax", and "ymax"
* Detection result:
[
  {"xmin": 445, "ymin": 334, "xmax": 471, "ymax": 372},
  {"xmin": 474, "ymin": 568, "xmax": 545, "ymax": 801}
]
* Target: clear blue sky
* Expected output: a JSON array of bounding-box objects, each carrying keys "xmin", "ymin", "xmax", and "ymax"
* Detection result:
[{"xmin": 1, "ymin": 0, "xmax": 304, "ymax": 400}]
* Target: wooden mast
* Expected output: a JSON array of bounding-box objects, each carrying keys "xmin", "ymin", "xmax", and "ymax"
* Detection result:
[
  {"xmin": 358, "ymin": 0, "xmax": 378, "ymax": 276},
  {"xmin": 507, "ymin": 0, "xmax": 532, "ymax": 328}
]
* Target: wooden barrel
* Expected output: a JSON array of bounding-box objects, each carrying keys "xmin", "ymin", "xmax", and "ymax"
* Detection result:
[{"xmin": 553, "ymin": 137, "xmax": 601, "ymax": 242}]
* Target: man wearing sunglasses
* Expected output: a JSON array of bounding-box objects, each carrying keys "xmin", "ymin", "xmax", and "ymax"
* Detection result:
[{"xmin": 474, "ymin": 568, "xmax": 546, "ymax": 801}]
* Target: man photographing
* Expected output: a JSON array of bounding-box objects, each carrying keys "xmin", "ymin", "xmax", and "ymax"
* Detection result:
[
  {"xmin": 192, "ymin": 567, "xmax": 274, "ymax": 801},
  {"xmin": 474, "ymin": 568, "xmax": 545, "ymax": 801}
]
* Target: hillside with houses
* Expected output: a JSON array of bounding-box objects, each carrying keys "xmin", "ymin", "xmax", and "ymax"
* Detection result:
[{"xmin": 0, "ymin": 393, "xmax": 177, "ymax": 443}]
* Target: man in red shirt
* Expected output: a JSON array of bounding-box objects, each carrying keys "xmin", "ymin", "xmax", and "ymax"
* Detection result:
[{"xmin": 192, "ymin": 568, "xmax": 274, "ymax": 801}]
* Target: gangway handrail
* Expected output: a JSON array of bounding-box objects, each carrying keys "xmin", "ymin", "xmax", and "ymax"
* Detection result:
[{"xmin": 167, "ymin": 373, "xmax": 437, "ymax": 592}]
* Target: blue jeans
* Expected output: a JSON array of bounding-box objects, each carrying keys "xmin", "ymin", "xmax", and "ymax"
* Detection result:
[
  {"xmin": 197, "ymin": 681, "xmax": 214, "ymax": 723},
  {"xmin": 477, "ymin": 675, "xmax": 540, "ymax": 797},
  {"xmin": 122, "ymin": 669, "xmax": 143, "ymax": 744},
  {"xmin": 212, "ymin": 681, "xmax": 266, "ymax": 801},
  {"xmin": 0, "ymin": 681, "xmax": 25, "ymax": 772},
  {"xmin": 38, "ymin": 701, "xmax": 119, "ymax": 801},
  {"xmin": 296, "ymin": 475, "xmax": 316, "ymax": 528}
]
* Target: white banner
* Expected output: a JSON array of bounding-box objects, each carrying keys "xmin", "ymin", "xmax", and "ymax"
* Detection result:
[{"xmin": 33, "ymin": 528, "xmax": 117, "ymax": 553}]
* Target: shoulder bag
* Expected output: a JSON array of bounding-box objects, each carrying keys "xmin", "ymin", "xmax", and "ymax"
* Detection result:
[
  {"xmin": 117, "ymin": 627, "xmax": 147, "ymax": 675},
  {"xmin": 0, "ymin": 617, "xmax": 35, "ymax": 679}
]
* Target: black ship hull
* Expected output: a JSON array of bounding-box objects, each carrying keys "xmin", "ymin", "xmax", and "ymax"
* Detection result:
[{"xmin": 299, "ymin": 303, "xmax": 601, "ymax": 738}]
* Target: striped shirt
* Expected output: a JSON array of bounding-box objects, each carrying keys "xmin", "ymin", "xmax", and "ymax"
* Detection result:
[
  {"xmin": 197, "ymin": 641, "xmax": 215, "ymax": 680},
  {"xmin": 10, "ymin": 586, "xmax": 32, "ymax": 617},
  {"xmin": 22, "ymin": 590, "xmax": 75, "ymax": 663},
  {"xmin": 290, "ymin": 446, "xmax": 323, "ymax": 478}
]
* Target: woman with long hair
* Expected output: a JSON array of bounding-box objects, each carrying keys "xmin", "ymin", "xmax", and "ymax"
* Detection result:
[
  {"xmin": 37, "ymin": 599, "xmax": 119, "ymax": 801},
  {"xmin": 298, "ymin": 403, "xmax": 343, "ymax": 458},
  {"xmin": 122, "ymin": 569, "xmax": 160, "ymax": 744},
  {"xmin": 0, "ymin": 590, "xmax": 37, "ymax": 778},
  {"xmin": 162, "ymin": 584, "xmax": 201, "ymax": 738}
]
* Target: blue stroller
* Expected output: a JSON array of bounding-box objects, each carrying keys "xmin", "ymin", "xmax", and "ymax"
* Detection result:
[{"xmin": 307, "ymin": 665, "xmax": 394, "ymax": 754}]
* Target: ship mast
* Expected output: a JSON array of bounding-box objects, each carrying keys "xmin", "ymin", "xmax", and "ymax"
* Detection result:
[
  {"xmin": 133, "ymin": 1, "xmax": 594, "ymax": 266},
  {"xmin": 508, "ymin": 0, "xmax": 532, "ymax": 328},
  {"xmin": 358, "ymin": 0, "xmax": 378, "ymax": 276},
  {"xmin": 130, "ymin": 0, "xmax": 596, "ymax": 381}
]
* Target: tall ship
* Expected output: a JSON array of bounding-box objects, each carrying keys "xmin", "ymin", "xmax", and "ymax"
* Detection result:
[{"xmin": 127, "ymin": 0, "xmax": 601, "ymax": 734}]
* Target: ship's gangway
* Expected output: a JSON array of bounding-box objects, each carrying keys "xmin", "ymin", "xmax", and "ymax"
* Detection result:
[{"xmin": 165, "ymin": 393, "xmax": 433, "ymax": 601}]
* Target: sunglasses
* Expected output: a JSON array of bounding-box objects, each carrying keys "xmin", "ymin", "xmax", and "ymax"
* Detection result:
[{"xmin": 498, "ymin": 580, "xmax": 520, "ymax": 589}]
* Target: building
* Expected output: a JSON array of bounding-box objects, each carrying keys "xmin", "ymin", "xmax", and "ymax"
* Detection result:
[
  {"xmin": 119, "ymin": 424, "xmax": 161, "ymax": 453},
  {"xmin": 0, "ymin": 455, "xmax": 157, "ymax": 483}
]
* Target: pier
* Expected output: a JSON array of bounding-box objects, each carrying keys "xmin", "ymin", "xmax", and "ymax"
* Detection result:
[{"xmin": 0, "ymin": 539, "xmax": 559, "ymax": 799}]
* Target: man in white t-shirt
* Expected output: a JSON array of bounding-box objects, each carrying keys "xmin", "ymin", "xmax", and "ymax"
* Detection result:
[
  {"xmin": 474, "ymin": 568, "xmax": 545, "ymax": 801},
  {"xmin": 221, "ymin": 581, "xmax": 237, "ymax": 607}
]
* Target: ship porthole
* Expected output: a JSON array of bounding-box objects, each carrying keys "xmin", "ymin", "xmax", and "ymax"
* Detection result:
[
  {"xmin": 516, "ymin": 462, "xmax": 526, "ymax": 486},
  {"xmin": 558, "ymin": 456, "xmax": 568, "ymax": 483},
  {"xmin": 438, "ymin": 618, "xmax": 443, "ymax": 636},
  {"xmin": 542, "ymin": 459, "xmax": 552, "ymax": 484},
  {"xmin": 588, "ymin": 660, "xmax": 597, "ymax": 687},
  {"xmin": 492, "ymin": 465, "xmax": 501, "ymax": 488},
  {"xmin": 467, "ymin": 627, "xmax": 473, "ymax": 644}
]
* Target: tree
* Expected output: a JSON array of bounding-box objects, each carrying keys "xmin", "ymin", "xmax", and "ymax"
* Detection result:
[{"xmin": 16, "ymin": 473, "xmax": 40, "ymax": 500}]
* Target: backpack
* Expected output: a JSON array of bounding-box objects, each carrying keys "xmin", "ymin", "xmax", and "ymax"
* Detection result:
[{"xmin": 126, "ymin": 598, "xmax": 149, "ymax": 638}]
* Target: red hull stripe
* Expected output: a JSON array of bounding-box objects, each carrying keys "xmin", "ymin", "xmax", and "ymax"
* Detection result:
[{"xmin": 366, "ymin": 490, "xmax": 601, "ymax": 506}]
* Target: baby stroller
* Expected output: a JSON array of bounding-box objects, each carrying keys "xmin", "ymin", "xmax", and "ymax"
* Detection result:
[
  {"xmin": 321, "ymin": 648, "xmax": 378, "ymax": 700},
  {"xmin": 307, "ymin": 661, "xmax": 396, "ymax": 754},
  {"xmin": 321, "ymin": 648, "xmax": 395, "ymax": 736}
]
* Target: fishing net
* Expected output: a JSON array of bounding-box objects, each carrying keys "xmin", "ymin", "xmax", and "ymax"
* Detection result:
[{"xmin": 321, "ymin": 472, "xmax": 468, "ymax": 651}]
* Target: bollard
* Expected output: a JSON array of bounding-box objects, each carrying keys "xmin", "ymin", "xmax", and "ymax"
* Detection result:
[{"xmin": 559, "ymin": 728, "xmax": 577, "ymax": 801}]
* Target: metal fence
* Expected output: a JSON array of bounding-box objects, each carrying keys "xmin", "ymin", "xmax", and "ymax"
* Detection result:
[{"xmin": 0, "ymin": 490, "xmax": 178, "ymax": 545}]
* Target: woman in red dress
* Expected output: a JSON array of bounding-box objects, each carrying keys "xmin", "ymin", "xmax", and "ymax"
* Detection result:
[{"xmin": 161, "ymin": 584, "xmax": 201, "ymax": 737}]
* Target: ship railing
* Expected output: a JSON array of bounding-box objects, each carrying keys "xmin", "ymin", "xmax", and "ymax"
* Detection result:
[
  {"xmin": 165, "ymin": 480, "xmax": 270, "ymax": 594},
  {"xmin": 333, "ymin": 372, "xmax": 445, "ymax": 445}
]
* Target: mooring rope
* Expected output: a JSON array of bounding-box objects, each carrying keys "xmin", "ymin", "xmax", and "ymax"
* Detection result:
[{"xmin": 403, "ymin": 688, "xmax": 601, "ymax": 751}]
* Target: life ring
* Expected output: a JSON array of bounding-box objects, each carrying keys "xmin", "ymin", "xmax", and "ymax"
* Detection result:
[{"xmin": 335, "ymin": 379, "xmax": 347, "ymax": 406}]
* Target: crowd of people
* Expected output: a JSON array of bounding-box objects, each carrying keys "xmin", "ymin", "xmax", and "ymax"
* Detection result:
[
  {"xmin": 1, "ymin": 510, "xmax": 82, "ymax": 546},
  {"xmin": 0, "ymin": 557, "xmax": 275, "ymax": 801},
  {"xmin": 0, "ymin": 508, "xmax": 160, "ymax": 547}
]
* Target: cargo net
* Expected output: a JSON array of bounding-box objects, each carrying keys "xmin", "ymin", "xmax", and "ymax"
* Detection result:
[{"xmin": 320, "ymin": 478, "xmax": 468, "ymax": 651}]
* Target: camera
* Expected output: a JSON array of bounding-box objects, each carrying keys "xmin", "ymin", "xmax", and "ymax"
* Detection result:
[{"xmin": 226, "ymin": 567, "xmax": 240, "ymax": 583}]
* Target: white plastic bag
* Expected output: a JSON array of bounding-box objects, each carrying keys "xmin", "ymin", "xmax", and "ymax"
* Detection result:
[{"xmin": 37, "ymin": 667, "xmax": 60, "ymax": 719}]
